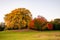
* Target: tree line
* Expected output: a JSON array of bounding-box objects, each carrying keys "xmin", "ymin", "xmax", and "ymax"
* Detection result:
[{"xmin": 0, "ymin": 8, "xmax": 60, "ymax": 31}]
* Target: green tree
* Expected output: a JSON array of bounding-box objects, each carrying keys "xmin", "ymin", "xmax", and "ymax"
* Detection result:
[{"xmin": 52, "ymin": 18, "xmax": 60, "ymax": 30}]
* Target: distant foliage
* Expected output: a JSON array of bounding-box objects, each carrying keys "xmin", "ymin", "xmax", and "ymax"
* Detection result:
[
  {"xmin": 51, "ymin": 18, "xmax": 60, "ymax": 30},
  {"xmin": 4, "ymin": 8, "xmax": 32, "ymax": 30},
  {"xmin": 0, "ymin": 22, "xmax": 5, "ymax": 31}
]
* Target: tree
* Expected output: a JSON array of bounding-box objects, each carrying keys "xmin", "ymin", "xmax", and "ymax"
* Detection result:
[
  {"xmin": 4, "ymin": 8, "xmax": 32, "ymax": 30},
  {"xmin": 51, "ymin": 18, "xmax": 60, "ymax": 30},
  {"xmin": 28, "ymin": 15, "xmax": 47, "ymax": 30},
  {"xmin": 34, "ymin": 16, "xmax": 47, "ymax": 30},
  {"xmin": 0, "ymin": 22, "xmax": 5, "ymax": 31},
  {"xmin": 28, "ymin": 20, "xmax": 34, "ymax": 29},
  {"xmin": 47, "ymin": 22, "xmax": 53, "ymax": 30}
]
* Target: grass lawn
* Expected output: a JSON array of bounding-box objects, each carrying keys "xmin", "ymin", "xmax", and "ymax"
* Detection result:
[{"xmin": 0, "ymin": 30, "xmax": 60, "ymax": 40}]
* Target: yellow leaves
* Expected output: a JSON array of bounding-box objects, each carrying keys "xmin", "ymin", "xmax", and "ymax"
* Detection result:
[
  {"xmin": 22, "ymin": 20, "xmax": 26, "ymax": 26},
  {"xmin": 4, "ymin": 8, "xmax": 32, "ymax": 29}
]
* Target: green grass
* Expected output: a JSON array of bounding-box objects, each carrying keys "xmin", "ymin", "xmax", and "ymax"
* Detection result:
[{"xmin": 0, "ymin": 30, "xmax": 60, "ymax": 40}]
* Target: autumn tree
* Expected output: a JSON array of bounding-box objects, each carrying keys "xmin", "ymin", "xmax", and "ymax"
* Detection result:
[
  {"xmin": 28, "ymin": 15, "xmax": 47, "ymax": 30},
  {"xmin": 28, "ymin": 20, "xmax": 35, "ymax": 29},
  {"xmin": 47, "ymin": 23, "xmax": 53, "ymax": 30},
  {"xmin": 4, "ymin": 8, "xmax": 32, "ymax": 30},
  {"xmin": 34, "ymin": 15, "xmax": 47, "ymax": 30}
]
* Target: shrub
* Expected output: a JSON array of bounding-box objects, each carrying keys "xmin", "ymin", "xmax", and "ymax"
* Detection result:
[
  {"xmin": 47, "ymin": 23, "xmax": 53, "ymax": 30},
  {"xmin": 53, "ymin": 23, "xmax": 60, "ymax": 30},
  {"xmin": 28, "ymin": 20, "xmax": 35, "ymax": 29}
]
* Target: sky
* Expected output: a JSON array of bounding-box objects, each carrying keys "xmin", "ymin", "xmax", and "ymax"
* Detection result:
[{"xmin": 0, "ymin": 0, "xmax": 60, "ymax": 22}]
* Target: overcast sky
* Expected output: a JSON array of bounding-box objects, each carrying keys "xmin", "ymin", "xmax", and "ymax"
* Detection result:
[{"xmin": 0, "ymin": 0, "xmax": 60, "ymax": 22}]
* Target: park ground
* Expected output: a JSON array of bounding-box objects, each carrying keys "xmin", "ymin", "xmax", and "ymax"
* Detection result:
[{"xmin": 0, "ymin": 29, "xmax": 60, "ymax": 40}]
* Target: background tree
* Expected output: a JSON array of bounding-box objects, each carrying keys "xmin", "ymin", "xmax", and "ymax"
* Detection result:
[
  {"xmin": 34, "ymin": 15, "xmax": 47, "ymax": 30},
  {"xmin": 28, "ymin": 20, "xmax": 34, "ymax": 29},
  {"xmin": 28, "ymin": 15, "xmax": 47, "ymax": 30},
  {"xmin": 51, "ymin": 18, "xmax": 60, "ymax": 30},
  {"xmin": 4, "ymin": 8, "xmax": 32, "ymax": 30},
  {"xmin": 0, "ymin": 22, "xmax": 5, "ymax": 31}
]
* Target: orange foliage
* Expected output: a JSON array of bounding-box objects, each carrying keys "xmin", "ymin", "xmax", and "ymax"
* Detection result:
[
  {"xmin": 47, "ymin": 23, "xmax": 53, "ymax": 30},
  {"xmin": 28, "ymin": 20, "xmax": 34, "ymax": 29}
]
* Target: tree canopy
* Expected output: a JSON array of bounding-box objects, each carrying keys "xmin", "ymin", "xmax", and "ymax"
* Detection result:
[
  {"xmin": 4, "ymin": 8, "xmax": 32, "ymax": 29},
  {"xmin": 28, "ymin": 15, "xmax": 47, "ymax": 30}
]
